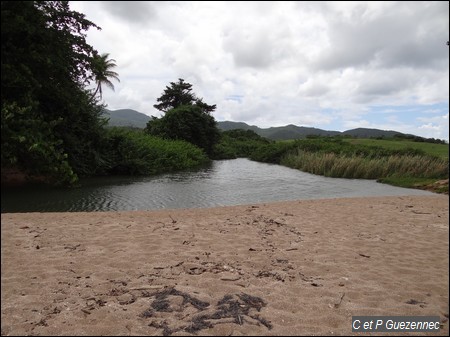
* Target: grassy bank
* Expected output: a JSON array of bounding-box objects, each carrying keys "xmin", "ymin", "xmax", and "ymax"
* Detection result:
[
  {"xmin": 343, "ymin": 138, "xmax": 449, "ymax": 160},
  {"xmin": 281, "ymin": 150, "xmax": 448, "ymax": 179},
  {"xmin": 250, "ymin": 137, "xmax": 449, "ymax": 193}
]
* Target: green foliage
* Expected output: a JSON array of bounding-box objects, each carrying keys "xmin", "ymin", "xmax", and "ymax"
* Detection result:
[
  {"xmin": 100, "ymin": 128, "xmax": 209, "ymax": 175},
  {"xmin": 249, "ymin": 142, "xmax": 297, "ymax": 163},
  {"xmin": 1, "ymin": 102, "xmax": 77, "ymax": 185},
  {"xmin": 2, "ymin": 1, "xmax": 98, "ymax": 102},
  {"xmin": 291, "ymin": 138, "xmax": 427, "ymax": 158},
  {"xmin": 153, "ymin": 78, "xmax": 216, "ymax": 114},
  {"xmin": 344, "ymin": 138, "xmax": 449, "ymax": 160},
  {"xmin": 392, "ymin": 133, "xmax": 447, "ymax": 144},
  {"xmin": 147, "ymin": 79, "xmax": 220, "ymax": 156},
  {"xmin": 212, "ymin": 129, "xmax": 271, "ymax": 159},
  {"xmin": 91, "ymin": 53, "xmax": 120, "ymax": 99},
  {"xmin": 1, "ymin": 1, "xmax": 112, "ymax": 184},
  {"xmin": 282, "ymin": 151, "xmax": 448, "ymax": 180},
  {"xmin": 250, "ymin": 137, "xmax": 448, "ymax": 192},
  {"xmin": 56, "ymin": 93, "xmax": 109, "ymax": 177},
  {"xmin": 148, "ymin": 79, "xmax": 219, "ymax": 156},
  {"xmin": 146, "ymin": 104, "xmax": 220, "ymax": 156}
]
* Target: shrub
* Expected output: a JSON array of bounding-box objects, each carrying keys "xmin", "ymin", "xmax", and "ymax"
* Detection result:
[{"xmin": 99, "ymin": 127, "xmax": 209, "ymax": 175}]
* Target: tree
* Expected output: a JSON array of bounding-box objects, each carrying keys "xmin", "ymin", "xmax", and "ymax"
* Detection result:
[
  {"xmin": 146, "ymin": 79, "xmax": 219, "ymax": 155},
  {"xmin": 148, "ymin": 105, "xmax": 219, "ymax": 155},
  {"xmin": 1, "ymin": 1, "xmax": 112, "ymax": 184},
  {"xmin": 153, "ymin": 78, "xmax": 216, "ymax": 114},
  {"xmin": 91, "ymin": 52, "xmax": 120, "ymax": 100}
]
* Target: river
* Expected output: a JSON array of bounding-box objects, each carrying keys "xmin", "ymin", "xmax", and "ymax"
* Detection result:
[{"xmin": 1, "ymin": 158, "xmax": 434, "ymax": 213}]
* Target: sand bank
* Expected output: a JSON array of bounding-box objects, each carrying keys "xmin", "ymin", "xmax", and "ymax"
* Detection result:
[{"xmin": 1, "ymin": 195, "xmax": 448, "ymax": 335}]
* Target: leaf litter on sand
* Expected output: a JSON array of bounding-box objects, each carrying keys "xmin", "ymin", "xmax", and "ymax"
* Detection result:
[{"xmin": 140, "ymin": 287, "xmax": 272, "ymax": 335}]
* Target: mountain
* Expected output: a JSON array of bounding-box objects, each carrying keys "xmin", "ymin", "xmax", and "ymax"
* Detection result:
[
  {"xmin": 342, "ymin": 128, "xmax": 403, "ymax": 138},
  {"xmin": 103, "ymin": 109, "xmax": 408, "ymax": 140},
  {"xmin": 216, "ymin": 121, "xmax": 260, "ymax": 133},
  {"xmin": 217, "ymin": 121, "xmax": 404, "ymax": 140},
  {"xmin": 258, "ymin": 124, "xmax": 341, "ymax": 140},
  {"xmin": 103, "ymin": 109, "xmax": 151, "ymax": 128}
]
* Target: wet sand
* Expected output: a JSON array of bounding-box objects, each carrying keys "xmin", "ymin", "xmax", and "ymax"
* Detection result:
[{"xmin": 1, "ymin": 195, "xmax": 448, "ymax": 335}]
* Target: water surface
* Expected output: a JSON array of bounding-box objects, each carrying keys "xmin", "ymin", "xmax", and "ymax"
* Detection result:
[{"xmin": 1, "ymin": 158, "xmax": 434, "ymax": 212}]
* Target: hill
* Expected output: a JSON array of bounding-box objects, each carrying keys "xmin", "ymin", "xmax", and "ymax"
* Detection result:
[
  {"xmin": 217, "ymin": 121, "xmax": 403, "ymax": 140},
  {"xmin": 342, "ymin": 128, "xmax": 403, "ymax": 139},
  {"xmin": 103, "ymin": 109, "xmax": 151, "ymax": 128},
  {"xmin": 103, "ymin": 109, "xmax": 421, "ymax": 141}
]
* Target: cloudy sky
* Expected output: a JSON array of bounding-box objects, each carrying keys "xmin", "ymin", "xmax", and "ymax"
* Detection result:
[{"xmin": 71, "ymin": 1, "xmax": 449, "ymax": 140}]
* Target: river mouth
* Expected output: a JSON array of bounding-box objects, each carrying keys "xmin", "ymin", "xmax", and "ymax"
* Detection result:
[{"xmin": 1, "ymin": 158, "xmax": 434, "ymax": 213}]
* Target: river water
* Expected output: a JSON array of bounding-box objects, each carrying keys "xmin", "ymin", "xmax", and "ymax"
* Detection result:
[{"xmin": 1, "ymin": 158, "xmax": 434, "ymax": 213}]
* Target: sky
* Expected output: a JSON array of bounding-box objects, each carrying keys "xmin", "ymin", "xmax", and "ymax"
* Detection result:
[{"xmin": 70, "ymin": 1, "xmax": 449, "ymax": 140}]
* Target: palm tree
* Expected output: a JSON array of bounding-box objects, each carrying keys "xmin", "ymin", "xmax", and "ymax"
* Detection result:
[{"xmin": 91, "ymin": 53, "xmax": 120, "ymax": 100}]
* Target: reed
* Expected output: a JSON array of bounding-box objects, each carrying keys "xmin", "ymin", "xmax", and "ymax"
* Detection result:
[{"xmin": 282, "ymin": 150, "xmax": 448, "ymax": 180}]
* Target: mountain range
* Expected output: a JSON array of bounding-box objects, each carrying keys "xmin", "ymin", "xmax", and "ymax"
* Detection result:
[{"xmin": 103, "ymin": 108, "xmax": 408, "ymax": 140}]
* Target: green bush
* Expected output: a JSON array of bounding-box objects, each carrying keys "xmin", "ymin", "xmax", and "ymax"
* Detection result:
[
  {"xmin": 212, "ymin": 129, "xmax": 271, "ymax": 159},
  {"xmin": 146, "ymin": 105, "xmax": 220, "ymax": 156},
  {"xmin": 249, "ymin": 142, "xmax": 296, "ymax": 163},
  {"xmin": 99, "ymin": 127, "xmax": 209, "ymax": 175}
]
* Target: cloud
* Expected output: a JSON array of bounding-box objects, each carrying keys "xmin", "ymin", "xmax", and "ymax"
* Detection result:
[
  {"xmin": 313, "ymin": 1, "xmax": 449, "ymax": 71},
  {"xmin": 70, "ymin": 1, "xmax": 449, "ymax": 140},
  {"xmin": 99, "ymin": 1, "xmax": 157, "ymax": 25}
]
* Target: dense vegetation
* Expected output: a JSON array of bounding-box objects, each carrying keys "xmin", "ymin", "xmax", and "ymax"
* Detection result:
[
  {"xmin": 2, "ymin": 1, "xmax": 108, "ymax": 184},
  {"xmin": 212, "ymin": 130, "xmax": 448, "ymax": 192},
  {"xmin": 99, "ymin": 128, "xmax": 209, "ymax": 175},
  {"xmin": 249, "ymin": 137, "xmax": 448, "ymax": 193},
  {"xmin": 212, "ymin": 129, "xmax": 271, "ymax": 159},
  {"xmin": 146, "ymin": 79, "xmax": 220, "ymax": 156},
  {"xmin": 2, "ymin": 2, "xmax": 447, "ymax": 195},
  {"xmin": 390, "ymin": 133, "xmax": 447, "ymax": 144},
  {"xmin": 1, "ymin": 2, "xmax": 211, "ymax": 186},
  {"xmin": 343, "ymin": 138, "xmax": 449, "ymax": 159},
  {"xmin": 147, "ymin": 105, "xmax": 219, "ymax": 156}
]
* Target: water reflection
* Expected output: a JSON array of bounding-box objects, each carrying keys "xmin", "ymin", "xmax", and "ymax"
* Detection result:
[{"xmin": 1, "ymin": 158, "xmax": 434, "ymax": 213}]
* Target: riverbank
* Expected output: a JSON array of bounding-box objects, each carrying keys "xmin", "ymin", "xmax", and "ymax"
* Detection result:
[{"xmin": 1, "ymin": 195, "xmax": 448, "ymax": 335}]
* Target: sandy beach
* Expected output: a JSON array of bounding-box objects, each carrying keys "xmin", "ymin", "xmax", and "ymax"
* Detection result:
[{"xmin": 1, "ymin": 195, "xmax": 448, "ymax": 336}]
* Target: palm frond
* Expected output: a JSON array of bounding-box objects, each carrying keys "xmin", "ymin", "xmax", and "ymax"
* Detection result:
[{"xmin": 91, "ymin": 53, "xmax": 120, "ymax": 99}]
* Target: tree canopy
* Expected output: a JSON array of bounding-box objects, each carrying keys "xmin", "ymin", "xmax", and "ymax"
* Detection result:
[
  {"xmin": 1, "ymin": 1, "xmax": 112, "ymax": 184},
  {"xmin": 91, "ymin": 52, "xmax": 120, "ymax": 100},
  {"xmin": 147, "ymin": 105, "xmax": 219, "ymax": 155},
  {"xmin": 153, "ymin": 78, "xmax": 216, "ymax": 114},
  {"xmin": 147, "ymin": 79, "xmax": 219, "ymax": 155}
]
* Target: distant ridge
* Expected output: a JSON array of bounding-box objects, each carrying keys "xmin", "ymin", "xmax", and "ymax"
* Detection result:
[
  {"xmin": 103, "ymin": 108, "xmax": 411, "ymax": 140},
  {"xmin": 103, "ymin": 108, "xmax": 151, "ymax": 128},
  {"xmin": 342, "ymin": 127, "xmax": 403, "ymax": 139},
  {"xmin": 217, "ymin": 121, "xmax": 404, "ymax": 140}
]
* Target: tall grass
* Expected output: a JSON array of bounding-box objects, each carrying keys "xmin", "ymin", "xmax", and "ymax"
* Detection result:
[
  {"xmin": 282, "ymin": 150, "xmax": 448, "ymax": 180},
  {"xmin": 240, "ymin": 136, "xmax": 448, "ymax": 192}
]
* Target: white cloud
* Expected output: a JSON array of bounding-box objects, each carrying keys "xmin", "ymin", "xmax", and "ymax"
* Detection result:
[{"xmin": 70, "ymin": 1, "xmax": 449, "ymax": 140}]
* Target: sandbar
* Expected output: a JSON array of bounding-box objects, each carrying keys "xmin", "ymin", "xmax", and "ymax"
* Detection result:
[{"xmin": 1, "ymin": 195, "xmax": 448, "ymax": 335}]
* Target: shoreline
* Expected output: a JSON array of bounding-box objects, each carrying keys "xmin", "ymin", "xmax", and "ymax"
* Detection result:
[{"xmin": 2, "ymin": 195, "xmax": 449, "ymax": 335}]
